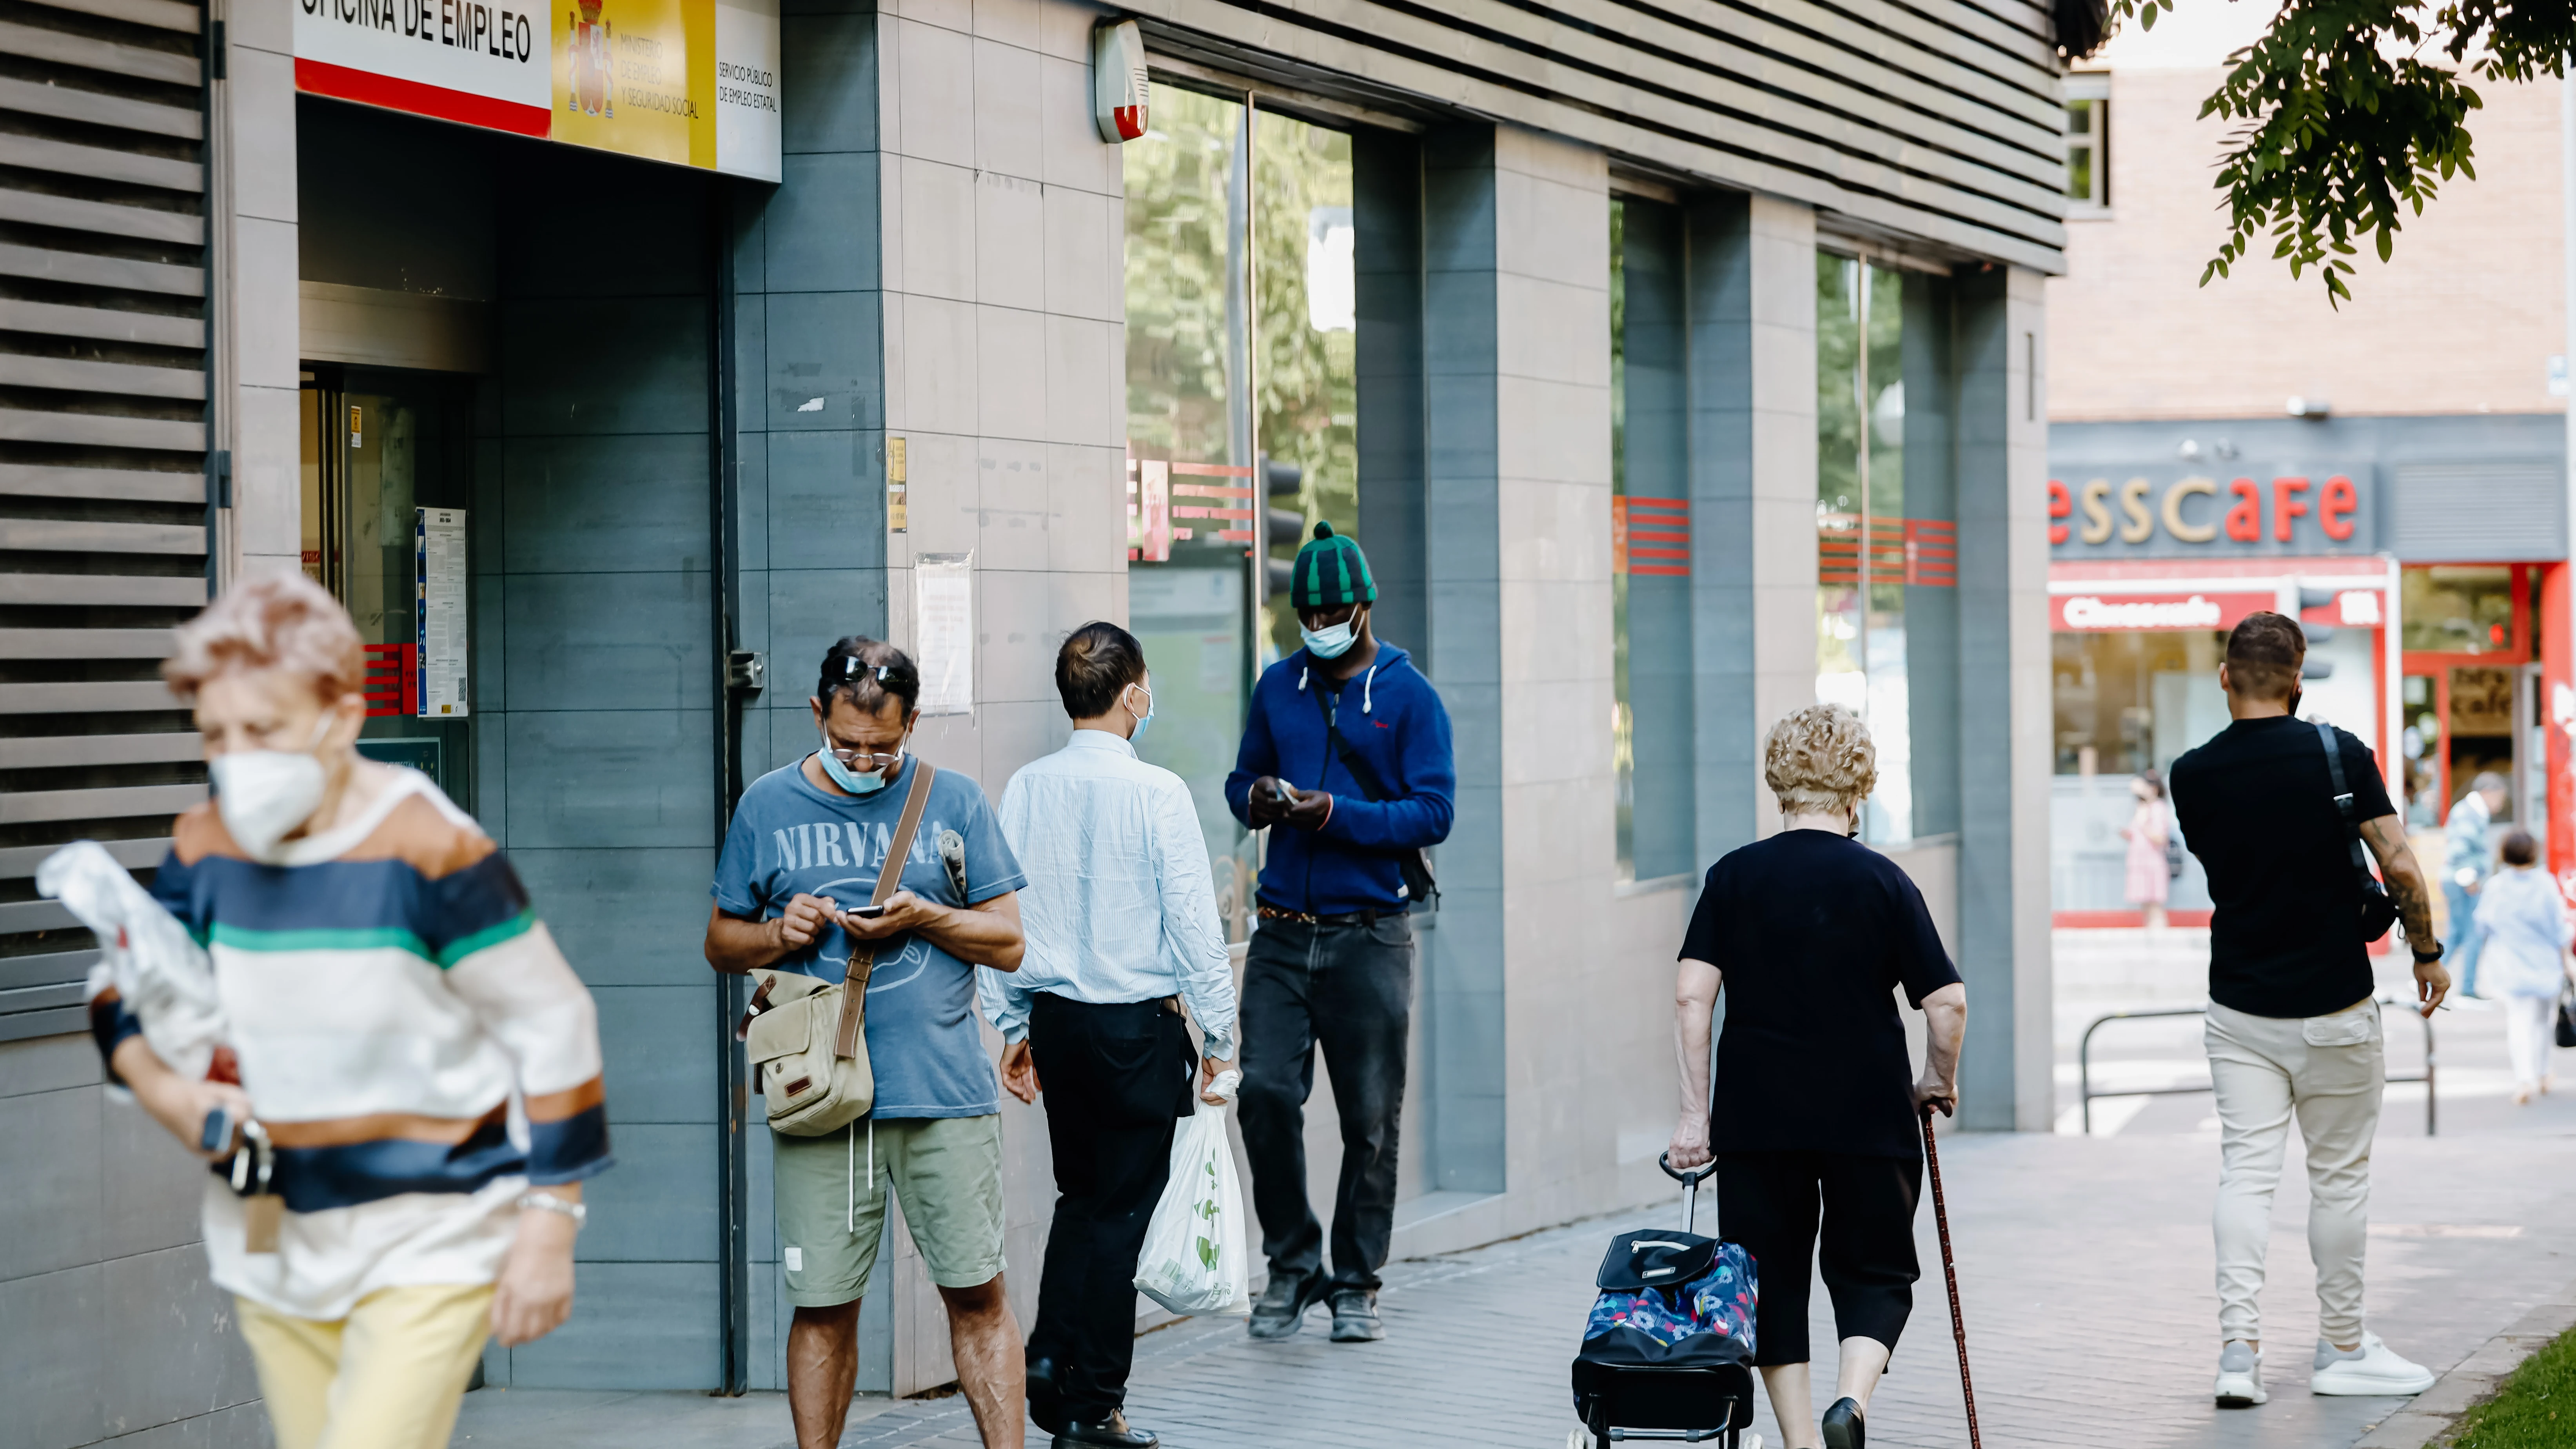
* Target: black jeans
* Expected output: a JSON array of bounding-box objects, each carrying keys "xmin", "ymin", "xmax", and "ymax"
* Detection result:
[
  {"xmin": 1026, "ymin": 994, "xmax": 1195, "ymax": 1424},
  {"xmin": 1714, "ymin": 1151, "xmax": 1922, "ymax": 1366},
  {"xmin": 1238, "ymin": 912, "xmax": 1414, "ymax": 1292}
]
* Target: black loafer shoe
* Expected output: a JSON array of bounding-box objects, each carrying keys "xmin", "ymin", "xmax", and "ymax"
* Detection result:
[
  {"xmin": 1026, "ymin": 1355, "xmax": 1066, "ymax": 1436},
  {"xmin": 1821, "ymin": 1396, "xmax": 1865, "ymax": 1449},
  {"xmin": 1328, "ymin": 1287, "xmax": 1384, "ymax": 1342},
  {"xmin": 1247, "ymin": 1267, "xmax": 1325, "ymax": 1341},
  {"xmin": 1051, "ymin": 1409, "xmax": 1158, "ymax": 1448}
]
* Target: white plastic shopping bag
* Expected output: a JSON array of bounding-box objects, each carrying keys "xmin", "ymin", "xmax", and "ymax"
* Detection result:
[
  {"xmin": 1133, "ymin": 1071, "xmax": 1250, "ymax": 1317},
  {"xmin": 38, "ymin": 841, "xmax": 226, "ymax": 1087}
]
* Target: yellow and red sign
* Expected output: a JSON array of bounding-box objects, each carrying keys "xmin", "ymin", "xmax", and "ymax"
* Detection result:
[{"xmin": 294, "ymin": 0, "xmax": 778, "ymax": 180}]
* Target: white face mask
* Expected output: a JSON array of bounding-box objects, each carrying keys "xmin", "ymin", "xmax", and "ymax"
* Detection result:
[
  {"xmin": 210, "ymin": 714, "xmax": 335, "ymax": 860},
  {"xmin": 1301, "ymin": 617, "xmax": 1358, "ymax": 660}
]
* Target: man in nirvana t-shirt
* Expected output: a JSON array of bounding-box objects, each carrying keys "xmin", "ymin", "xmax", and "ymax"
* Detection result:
[{"xmin": 2168, "ymin": 611, "xmax": 2449, "ymax": 1410}]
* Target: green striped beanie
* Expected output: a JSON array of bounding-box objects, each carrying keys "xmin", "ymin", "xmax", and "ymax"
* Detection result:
[{"xmin": 1290, "ymin": 521, "xmax": 1376, "ymax": 608}]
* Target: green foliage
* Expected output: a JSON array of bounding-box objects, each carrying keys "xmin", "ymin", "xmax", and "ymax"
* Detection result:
[
  {"xmin": 2452, "ymin": 1322, "xmax": 2576, "ymax": 1448},
  {"xmin": 1253, "ymin": 111, "xmax": 1358, "ymax": 657},
  {"xmin": 2111, "ymin": 0, "xmax": 2573, "ymax": 305},
  {"xmin": 1123, "ymin": 87, "xmax": 1244, "ymax": 465}
]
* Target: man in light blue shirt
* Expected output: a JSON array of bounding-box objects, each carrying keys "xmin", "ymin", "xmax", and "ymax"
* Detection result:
[{"xmin": 988, "ymin": 621, "xmax": 1237, "ymax": 1449}]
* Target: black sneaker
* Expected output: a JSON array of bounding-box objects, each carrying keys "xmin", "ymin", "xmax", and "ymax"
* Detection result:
[
  {"xmin": 1821, "ymin": 1396, "xmax": 1865, "ymax": 1449},
  {"xmin": 1247, "ymin": 1267, "xmax": 1325, "ymax": 1341},
  {"xmin": 1328, "ymin": 1287, "xmax": 1384, "ymax": 1342}
]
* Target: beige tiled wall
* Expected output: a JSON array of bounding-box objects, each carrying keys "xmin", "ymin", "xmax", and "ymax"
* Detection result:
[
  {"xmin": 2049, "ymin": 67, "xmax": 2567, "ymax": 422},
  {"xmin": 870, "ymin": 0, "xmax": 1133, "ymax": 1394},
  {"xmin": 215, "ymin": 0, "xmax": 304, "ymax": 584}
]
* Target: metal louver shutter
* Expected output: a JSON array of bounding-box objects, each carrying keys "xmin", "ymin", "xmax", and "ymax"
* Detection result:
[
  {"xmin": 2391, "ymin": 461, "xmax": 2569, "ymax": 563},
  {"xmin": 1, "ymin": 0, "xmax": 207, "ymax": 1041}
]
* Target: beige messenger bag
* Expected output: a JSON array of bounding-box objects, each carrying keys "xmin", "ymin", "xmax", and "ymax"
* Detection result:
[{"xmin": 741, "ymin": 760, "xmax": 937, "ymax": 1137}]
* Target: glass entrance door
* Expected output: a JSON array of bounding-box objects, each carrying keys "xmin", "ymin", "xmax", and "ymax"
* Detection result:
[{"xmin": 298, "ymin": 366, "xmax": 478, "ymax": 806}]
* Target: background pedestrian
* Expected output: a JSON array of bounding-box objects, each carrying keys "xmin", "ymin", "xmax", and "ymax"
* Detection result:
[
  {"xmin": 1665, "ymin": 703, "xmax": 1967, "ymax": 1449},
  {"xmin": 2123, "ymin": 768, "xmax": 2173, "ymax": 930},
  {"xmin": 2443, "ymin": 772, "xmax": 2507, "ymax": 996},
  {"xmin": 1225, "ymin": 522, "xmax": 1454, "ymax": 1344},
  {"xmin": 2168, "ymin": 610, "xmax": 2447, "ymax": 1409},
  {"xmin": 2468, "ymin": 828, "xmax": 2572, "ymax": 1104},
  {"xmin": 990, "ymin": 622, "xmax": 1240, "ymax": 1449}
]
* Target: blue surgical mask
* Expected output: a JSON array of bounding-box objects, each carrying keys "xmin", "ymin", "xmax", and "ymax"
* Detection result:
[
  {"xmin": 817, "ymin": 736, "xmax": 901, "ymax": 795},
  {"xmin": 1301, "ymin": 618, "xmax": 1357, "ymax": 659},
  {"xmin": 1126, "ymin": 683, "xmax": 1155, "ymax": 744}
]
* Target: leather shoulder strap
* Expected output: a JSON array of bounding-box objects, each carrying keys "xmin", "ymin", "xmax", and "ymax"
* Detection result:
[
  {"xmin": 836, "ymin": 761, "xmax": 939, "ymax": 1059},
  {"xmin": 871, "ymin": 761, "xmax": 939, "ymax": 908}
]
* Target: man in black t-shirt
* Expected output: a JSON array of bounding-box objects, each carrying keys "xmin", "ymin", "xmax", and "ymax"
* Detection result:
[{"xmin": 2168, "ymin": 612, "xmax": 2449, "ymax": 1411}]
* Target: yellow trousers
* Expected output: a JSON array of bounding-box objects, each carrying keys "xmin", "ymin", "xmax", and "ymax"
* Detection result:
[{"xmin": 235, "ymin": 1283, "xmax": 493, "ymax": 1449}]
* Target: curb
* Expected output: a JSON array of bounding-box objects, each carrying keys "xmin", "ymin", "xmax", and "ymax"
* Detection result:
[{"xmin": 2352, "ymin": 1280, "xmax": 2576, "ymax": 1448}]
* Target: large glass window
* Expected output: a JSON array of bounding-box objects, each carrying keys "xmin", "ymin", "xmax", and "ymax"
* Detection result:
[
  {"xmin": 1254, "ymin": 110, "xmax": 1357, "ymax": 660},
  {"xmin": 1815, "ymin": 255, "xmax": 1962, "ymax": 843},
  {"xmin": 2402, "ymin": 565, "xmax": 2518, "ymax": 654},
  {"xmin": 1610, "ymin": 196, "xmax": 1693, "ymax": 881},
  {"xmin": 1124, "ymin": 87, "xmax": 1363, "ymax": 940},
  {"xmin": 1125, "ymin": 86, "xmax": 1256, "ymax": 941},
  {"xmin": 1816, "ymin": 256, "xmax": 1910, "ymax": 840},
  {"xmin": 2051, "ymin": 629, "xmax": 2229, "ymax": 779}
]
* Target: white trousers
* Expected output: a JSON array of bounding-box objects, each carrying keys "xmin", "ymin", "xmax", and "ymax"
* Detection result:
[
  {"xmin": 2503, "ymin": 994, "xmax": 2557, "ymax": 1089},
  {"xmin": 2205, "ymin": 998, "xmax": 2384, "ymax": 1347}
]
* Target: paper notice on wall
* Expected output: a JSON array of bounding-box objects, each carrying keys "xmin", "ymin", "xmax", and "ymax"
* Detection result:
[
  {"xmin": 915, "ymin": 553, "xmax": 973, "ymax": 717},
  {"xmin": 417, "ymin": 508, "xmax": 470, "ymax": 717}
]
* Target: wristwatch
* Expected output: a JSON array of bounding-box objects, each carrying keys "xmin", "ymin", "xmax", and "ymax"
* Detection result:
[
  {"xmin": 516, "ymin": 1190, "xmax": 587, "ymax": 1227},
  {"xmin": 2410, "ymin": 939, "xmax": 2445, "ymax": 964}
]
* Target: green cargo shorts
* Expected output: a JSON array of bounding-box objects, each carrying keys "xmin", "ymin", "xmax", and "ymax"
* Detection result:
[{"xmin": 772, "ymin": 1114, "xmax": 1006, "ymax": 1308}]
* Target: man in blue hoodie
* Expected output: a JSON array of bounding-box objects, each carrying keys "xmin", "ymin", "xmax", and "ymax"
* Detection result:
[{"xmin": 1225, "ymin": 522, "xmax": 1455, "ymax": 1344}]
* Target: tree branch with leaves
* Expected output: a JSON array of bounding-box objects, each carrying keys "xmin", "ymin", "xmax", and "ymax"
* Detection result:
[{"xmin": 2106, "ymin": 0, "xmax": 2574, "ymax": 304}]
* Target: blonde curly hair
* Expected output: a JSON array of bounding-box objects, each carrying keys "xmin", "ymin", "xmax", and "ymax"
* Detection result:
[
  {"xmin": 1763, "ymin": 703, "xmax": 1877, "ymax": 819},
  {"xmin": 164, "ymin": 573, "xmax": 365, "ymax": 703}
]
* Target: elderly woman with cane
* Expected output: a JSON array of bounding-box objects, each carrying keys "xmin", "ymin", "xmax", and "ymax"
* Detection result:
[{"xmin": 1666, "ymin": 704, "xmax": 1969, "ymax": 1449}]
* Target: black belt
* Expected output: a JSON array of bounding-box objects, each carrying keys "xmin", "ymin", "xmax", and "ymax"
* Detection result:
[
  {"xmin": 1034, "ymin": 993, "xmax": 1181, "ymax": 1017},
  {"xmin": 1257, "ymin": 903, "xmax": 1389, "ymax": 926}
]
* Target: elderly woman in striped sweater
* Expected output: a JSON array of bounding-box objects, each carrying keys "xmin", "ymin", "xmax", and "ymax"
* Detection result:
[{"xmin": 92, "ymin": 574, "xmax": 611, "ymax": 1449}]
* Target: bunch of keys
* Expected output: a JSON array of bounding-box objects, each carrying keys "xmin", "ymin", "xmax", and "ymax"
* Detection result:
[{"xmin": 222, "ymin": 1117, "xmax": 281, "ymax": 1254}]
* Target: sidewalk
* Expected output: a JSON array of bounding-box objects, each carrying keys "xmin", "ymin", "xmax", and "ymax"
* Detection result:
[{"xmin": 453, "ymin": 1128, "xmax": 2576, "ymax": 1449}]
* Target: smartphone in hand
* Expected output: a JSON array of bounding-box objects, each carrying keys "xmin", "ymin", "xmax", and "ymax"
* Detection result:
[
  {"xmin": 200, "ymin": 1104, "xmax": 239, "ymax": 1154},
  {"xmin": 849, "ymin": 903, "xmax": 889, "ymax": 920}
]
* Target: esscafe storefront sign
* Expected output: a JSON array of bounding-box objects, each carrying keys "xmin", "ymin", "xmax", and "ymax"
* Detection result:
[
  {"xmin": 2048, "ymin": 469, "xmax": 2374, "ymax": 559},
  {"xmin": 2051, "ymin": 591, "xmax": 2282, "ymax": 632}
]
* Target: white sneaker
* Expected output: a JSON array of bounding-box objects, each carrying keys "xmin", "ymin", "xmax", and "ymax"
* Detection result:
[
  {"xmin": 2311, "ymin": 1333, "xmax": 2437, "ymax": 1396},
  {"xmin": 2215, "ymin": 1341, "xmax": 2266, "ymax": 1407}
]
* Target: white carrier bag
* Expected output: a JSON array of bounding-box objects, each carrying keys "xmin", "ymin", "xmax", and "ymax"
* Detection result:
[{"xmin": 1133, "ymin": 1070, "xmax": 1250, "ymax": 1317}]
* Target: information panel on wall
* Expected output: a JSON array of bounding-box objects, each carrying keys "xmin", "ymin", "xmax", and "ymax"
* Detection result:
[
  {"xmin": 417, "ymin": 507, "xmax": 469, "ymax": 717},
  {"xmin": 295, "ymin": 0, "xmax": 781, "ymax": 181}
]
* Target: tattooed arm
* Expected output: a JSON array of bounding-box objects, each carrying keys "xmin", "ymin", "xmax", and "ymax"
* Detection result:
[{"xmin": 2360, "ymin": 813, "xmax": 2450, "ymax": 1017}]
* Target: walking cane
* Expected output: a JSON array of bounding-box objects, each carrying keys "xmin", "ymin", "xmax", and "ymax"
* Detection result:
[{"xmin": 1921, "ymin": 1105, "xmax": 1982, "ymax": 1449}]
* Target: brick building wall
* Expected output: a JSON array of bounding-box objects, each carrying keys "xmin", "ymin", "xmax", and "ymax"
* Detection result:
[{"xmin": 2049, "ymin": 64, "xmax": 2568, "ymax": 422}]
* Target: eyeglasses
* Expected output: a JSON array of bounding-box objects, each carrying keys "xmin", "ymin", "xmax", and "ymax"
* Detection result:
[{"xmin": 820, "ymin": 744, "xmax": 903, "ymax": 771}]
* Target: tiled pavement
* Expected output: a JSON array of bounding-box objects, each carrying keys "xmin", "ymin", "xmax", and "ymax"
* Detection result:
[
  {"xmin": 455, "ymin": 1128, "xmax": 2576, "ymax": 1449},
  {"xmin": 459, "ymin": 932, "xmax": 2576, "ymax": 1448}
]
